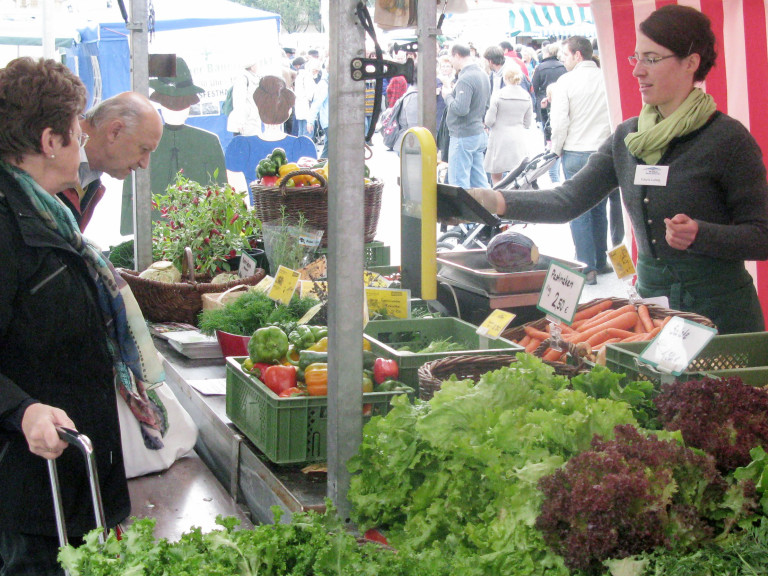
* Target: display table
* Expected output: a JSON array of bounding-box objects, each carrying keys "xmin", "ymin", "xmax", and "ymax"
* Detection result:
[{"xmin": 155, "ymin": 338, "xmax": 327, "ymax": 525}]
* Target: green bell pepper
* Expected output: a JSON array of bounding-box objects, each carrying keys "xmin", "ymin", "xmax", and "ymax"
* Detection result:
[
  {"xmin": 376, "ymin": 379, "xmax": 414, "ymax": 393},
  {"xmin": 288, "ymin": 325, "xmax": 316, "ymax": 351},
  {"xmin": 308, "ymin": 325, "xmax": 328, "ymax": 340},
  {"xmin": 248, "ymin": 326, "xmax": 289, "ymax": 363}
]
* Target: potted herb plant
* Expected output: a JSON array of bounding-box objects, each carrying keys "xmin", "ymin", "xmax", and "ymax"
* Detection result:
[{"xmin": 151, "ymin": 171, "xmax": 261, "ymax": 277}]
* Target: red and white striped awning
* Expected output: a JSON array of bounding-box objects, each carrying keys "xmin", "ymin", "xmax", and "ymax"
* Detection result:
[{"xmin": 591, "ymin": 0, "xmax": 768, "ymax": 325}]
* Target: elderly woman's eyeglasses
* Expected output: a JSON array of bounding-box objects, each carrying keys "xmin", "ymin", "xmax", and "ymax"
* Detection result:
[
  {"xmin": 627, "ymin": 54, "xmax": 677, "ymax": 67},
  {"xmin": 69, "ymin": 130, "xmax": 90, "ymax": 148}
]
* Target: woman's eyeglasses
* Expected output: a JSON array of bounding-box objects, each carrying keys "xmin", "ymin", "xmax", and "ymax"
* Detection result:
[
  {"xmin": 627, "ymin": 54, "xmax": 677, "ymax": 67},
  {"xmin": 69, "ymin": 130, "xmax": 90, "ymax": 148}
]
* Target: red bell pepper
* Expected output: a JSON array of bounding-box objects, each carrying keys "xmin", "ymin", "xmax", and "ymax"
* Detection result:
[
  {"xmin": 262, "ymin": 365, "xmax": 297, "ymax": 395},
  {"xmin": 373, "ymin": 358, "xmax": 399, "ymax": 385}
]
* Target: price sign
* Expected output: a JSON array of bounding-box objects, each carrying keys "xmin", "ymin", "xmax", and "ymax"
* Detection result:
[
  {"xmin": 536, "ymin": 262, "xmax": 585, "ymax": 324},
  {"xmin": 297, "ymin": 302, "xmax": 324, "ymax": 325},
  {"xmin": 639, "ymin": 316, "xmax": 717, "ymax": 375},
  {"xmin": 238, "ymin": 251, "xmax": 259, "ymax": 278},
  {"xmin": 363, "ymin": 270, "xmax": 391, "ymax": 288},
  {"xmin": 253, "ymin": 275, "xmax": 274, "ymax": 294},
  {"xmin": 267, "ymin": 265, "xmax": 300, "ymax": 305},
  {"xmin": 477, "ymin": 309, "xmax": 516, "ymax": 339},
  {"xmin": 300, "ymin": 280, "xmax": 327, "ymax": 300},
  {"xmin": 607, "ymin": 244, "xmax": 636, "ymax": 280},
  {"xmin": 365, "ymin": 287, "xmax": 411, "ymax": 319}
]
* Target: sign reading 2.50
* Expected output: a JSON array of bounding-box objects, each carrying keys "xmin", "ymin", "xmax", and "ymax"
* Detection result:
[{"xmin": 536, "ymin": 263, "xmax": 586, "ymax": 325}]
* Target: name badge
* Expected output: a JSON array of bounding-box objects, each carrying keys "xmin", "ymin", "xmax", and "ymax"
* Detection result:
[{"xmin": 634, "ymin": 165, "xmax": 669, "ymax": 186}]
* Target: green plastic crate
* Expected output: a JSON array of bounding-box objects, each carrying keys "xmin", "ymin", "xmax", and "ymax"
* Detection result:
[
  {"xmin": 364, "ymin": 318, "xmax": 523, "ymax": 389},
  {"xmin": 605, "ymin": 332, "xmax": 768, "ymax": 387},
  {"xmin": 318, "ymin": 241, "xmax": 390, "ymax": 268},
  {"xmin": 226, "ymin": 357, "xmax": 406, "ymax": 465}
]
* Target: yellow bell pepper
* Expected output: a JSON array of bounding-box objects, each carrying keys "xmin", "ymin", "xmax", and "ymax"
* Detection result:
[
  {"xmin": 304, "ymin": 362, "xmax": 328, "ymax": 396},
  {"xmin": 307, "ymin": 336, "xmax": 328, "ymax": 352},
  {"xmin": 363, "ymin": 338, "xmax": 371, "ymax": 351},
  {"xmin": 278, "ymin": 162, "xmax": 299, "ymax": 177}
]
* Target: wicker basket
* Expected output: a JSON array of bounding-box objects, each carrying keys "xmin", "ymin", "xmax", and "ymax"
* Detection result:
[
  {"xmin": 118, "ymin": 248, "xmax": 267, "ymax": 325},
  {"xmin": 417, "ymin": 353, "xmax": 588, "ymax": 401},
  {"xmin": 249, "ymin": 170, "xmax": 383, "ymax": 247},
  {"xmin": 501, "ymin": 296, "xmax": 716, "ymax": 361}
]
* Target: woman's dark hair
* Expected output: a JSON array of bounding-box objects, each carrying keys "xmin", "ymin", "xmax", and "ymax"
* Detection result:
[
  {"xmin": 639, "ymin": 4, "xmax": 717, "ymax": 82},
  {"xmin": 0, "ymin": 57, "xmax": 86, "ymax": 164}
]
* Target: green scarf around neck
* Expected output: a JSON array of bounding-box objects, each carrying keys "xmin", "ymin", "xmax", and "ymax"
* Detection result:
[{"xmin": 624, "ymin": 88, "xmax": 717, "ymax": 165}]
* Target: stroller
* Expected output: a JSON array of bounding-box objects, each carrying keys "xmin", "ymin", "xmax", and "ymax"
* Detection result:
[{"xmin": 436, "ymin": 152, "xmax": 559, "ymax": 251}]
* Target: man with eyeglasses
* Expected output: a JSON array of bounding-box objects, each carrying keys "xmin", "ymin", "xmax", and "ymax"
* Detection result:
[
  {"xmin": 57, "ymin": 92, "xmax": 163, "ymax": 231},
  {"xmin": 549, "ymin": 35, "xmax": 614, "ymax": 285}
]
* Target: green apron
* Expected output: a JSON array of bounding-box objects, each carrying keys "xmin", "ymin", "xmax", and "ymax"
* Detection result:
[{"xmin": 636, "ymin": 254, "xmax": 764, "ymax": 334}]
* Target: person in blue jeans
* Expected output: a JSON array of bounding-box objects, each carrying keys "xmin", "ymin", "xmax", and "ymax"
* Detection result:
[
  {"xmin": 562, "ymin": 151, "xmax": 609, "ymax": 279},
  {"xmin": 441, "ymin": 43, "xmax": 491, "ymax": 188}
]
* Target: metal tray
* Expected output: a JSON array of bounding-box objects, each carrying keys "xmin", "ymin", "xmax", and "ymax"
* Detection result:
[{"xmin": 436, "ymin": 249, "xmax": 586, "ymax": 295}]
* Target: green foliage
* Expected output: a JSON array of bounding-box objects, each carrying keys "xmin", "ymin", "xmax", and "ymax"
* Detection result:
[
  {"xmin": 107, "ymin": 239, "xmax": 135, "ymax": 269},
  {"xmin": 151, "ymin": 172, "xmax": 260, "ymax": 277},
  {"xmin": 235, "ymin": 0, "xmax": 322, "ymax": 33},
  {"xmin": 58, "ymin": 504, "xmax": 450, "ymax": 575},
  {"xmin": 198, "ymin": 290, "xmax": 318, "ymax": 337},
  {"xmin": 347, "ymin": 354, "xmax": 640, "ymax": 575}
]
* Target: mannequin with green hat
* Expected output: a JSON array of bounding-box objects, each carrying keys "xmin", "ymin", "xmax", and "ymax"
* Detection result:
[{"xmin": 120, "ymin": 57, "xmax": 228, "ymax": 234}]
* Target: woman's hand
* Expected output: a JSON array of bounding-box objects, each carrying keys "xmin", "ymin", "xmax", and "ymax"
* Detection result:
[
  {"xmin": 21, "ymin": 403, "xmax": 76, "ymax": 459},
  {"xmin": 664, "ymin": 214, "xmax": 699, "ymax": 250}
]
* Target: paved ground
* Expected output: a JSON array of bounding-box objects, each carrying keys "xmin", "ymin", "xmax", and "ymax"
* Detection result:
[{"xmin": 85, "ymin": 129, "xmax": 629, "ymax": 304}]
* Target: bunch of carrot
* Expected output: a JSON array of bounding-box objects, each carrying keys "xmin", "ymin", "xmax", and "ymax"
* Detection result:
[{"xmin": 511, "ymin": 299, "xmax": 673, "ymax": 363}]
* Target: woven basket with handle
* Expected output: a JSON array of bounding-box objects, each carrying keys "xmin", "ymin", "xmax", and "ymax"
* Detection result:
[
  {"xmin": 118, "ymin": 247, "xmax": 266, "ymax": 325},
  {"xmin": 417, "ymin": 353, "xmax": 588, "ymax": 401},
  {"xmin": 501, "ymin": 296, "xmax": 716, "ymax": 362},
  {"xmin": 249, "ymin": 170, "xmax": 383, "ymax": 247}
]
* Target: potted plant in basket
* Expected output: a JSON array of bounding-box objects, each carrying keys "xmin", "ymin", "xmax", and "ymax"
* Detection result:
[{"xmin": 151, "ymin": 171, "xmax": 261, "ymax": 277}]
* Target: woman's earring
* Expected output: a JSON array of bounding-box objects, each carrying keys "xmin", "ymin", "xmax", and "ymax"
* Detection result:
[{"xmin": 50, "ymin": 154, "xmax": 55, "ymax": 159}]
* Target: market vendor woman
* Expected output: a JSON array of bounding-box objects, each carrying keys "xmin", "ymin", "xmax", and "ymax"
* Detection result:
[
  {"xmin": 0, "ymin": 57, "xmax": 166, "ymax": 575},
  {"xmin": 469, "ymin": 5, "xmax": 768, "ymax": 334}
]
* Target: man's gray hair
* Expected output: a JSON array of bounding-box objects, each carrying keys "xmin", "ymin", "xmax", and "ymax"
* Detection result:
[
  {"xmin": 84, "ymin": 96, "xmax": 144, "ymax": 132},
  {"xmin": 544, "ymin": 43, "xmax": 560, "ymax": 58}
]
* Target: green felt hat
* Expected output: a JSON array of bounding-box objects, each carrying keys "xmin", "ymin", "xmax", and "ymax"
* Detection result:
[{"xmin": 149, "ymin": 57, "xmax": 204, "ymax": 96}]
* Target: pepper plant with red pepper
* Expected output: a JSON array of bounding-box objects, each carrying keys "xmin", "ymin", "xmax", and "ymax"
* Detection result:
[{"xmin": 152, "ymin": 171, "xmax": 259, "ymax": 276}]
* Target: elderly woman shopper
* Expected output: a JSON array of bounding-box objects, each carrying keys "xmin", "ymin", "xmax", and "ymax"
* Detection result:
[
  {"xmin": 466, "ymin": 5, "xmax": 768, "ymax": 334},
  {"xmin": 483, "ymin": 65, "xmax": 534, "ymax": 185},
  {"xmin": 0, "ymin": 57, "xmax": 166, "ymax": 575}
]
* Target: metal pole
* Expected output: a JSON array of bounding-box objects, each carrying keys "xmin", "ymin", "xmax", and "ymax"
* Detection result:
[
  {"xmin": 326, "ymin": 0, "xmax": 366, "ymax": 520},
  {"xmin": 417, "ymin": 0, "xmax": 438, "ymax": 136},
  {"xmin": 128, "ymin": 0, "xmax": 153, "ymax": 272}
]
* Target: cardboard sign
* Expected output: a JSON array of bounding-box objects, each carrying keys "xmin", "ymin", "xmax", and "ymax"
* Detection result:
[
  {"xmin": 537, "ymin": 262, "xmax": 585, "ymax": 325},
  {"xmin": 267, "ymin": 265, "xmax": 300, "ymax": 305},
  {"xmin": 639, "ymin": 316, "xmax": 717, "ymax": 375},
  {"xmin": 607, "ymin": 244, "xmax": 636, "ymax": 280},
  {"xmin": 477, "ymin": 310, "xmax": 516, "ymax": 339},
  {"xmin": 365, "ymin": 287, "xmax": 411, "ymax": 319},
  {"xmin": 238, "ymin": 251, "xmax": 259, "ymax": 278}
]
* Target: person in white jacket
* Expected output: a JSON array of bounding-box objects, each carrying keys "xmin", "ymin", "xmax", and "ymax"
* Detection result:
[
  {"xmin": 227, "ymin": 62, "xmax": 263, "ymax": 137},
  {"xmin": 293, "ymin": 59, "xmax": 319, "ymax": 138},
  {"xmin": 549, "ymin": 36, "xmax": 613, "ymax": 284}
]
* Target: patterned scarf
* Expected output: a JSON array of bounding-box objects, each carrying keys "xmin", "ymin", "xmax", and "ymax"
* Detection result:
[
  {"xmin": 624, "ymin": 88, "xmax": 717, "ymax": 165},
  {"xmin": 3, "ymin": 161, "xmax": 168, "ymax": 449}
]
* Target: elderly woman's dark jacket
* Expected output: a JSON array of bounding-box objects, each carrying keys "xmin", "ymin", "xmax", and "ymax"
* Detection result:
[{"xmin": 0, "ymin": 166, "xmax": 130, "ymax": 537}]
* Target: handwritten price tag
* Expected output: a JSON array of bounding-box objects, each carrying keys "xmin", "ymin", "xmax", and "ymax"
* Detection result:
[
  {"xmin": 639, "ymin": 316, "xmax": 717, "ymax": 375},
  {"xmin": 252, "ymin": 275, "xmax": 274, "ymax": 294},
  {"xmin": 267, "ymin": 265, "xmax": 300, "ymax": 305},
  {"xmin": 537, "ymin": 262, "xmax": 585, "ymax": 325},
  {"xmin": 607, "ymin": 244, "xmax": 636, "ymax": 280},
  {"xmin": 297, "ymin": 302, "xmax": 324, "ymax": 325},
  {"xmin": 477, "ymin": 310, "xmax": 516, "ymax": 339},
  {"xmin": 238, "ymin": 251, "xmax": 258, "ymax": 278},
  {"xmin": 365, "ymin": 288, "xmax": 411, "ymax": 319},
  {"xmin": 363, "ymin": 270, "xmax": 391, "ymax": 288}
]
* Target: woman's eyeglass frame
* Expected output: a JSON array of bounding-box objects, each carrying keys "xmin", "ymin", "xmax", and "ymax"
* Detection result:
[{"xmin": 627, "ymin": 54, "xmax": 677, "ymax": 67}]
